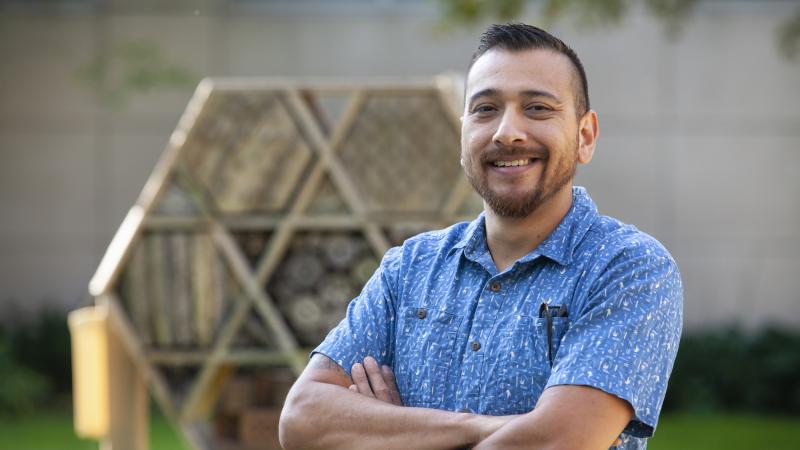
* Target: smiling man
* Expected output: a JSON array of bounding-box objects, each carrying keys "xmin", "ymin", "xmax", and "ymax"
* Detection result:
[{"xmin": 279, "ymin": 24, "xmax": 683, "ymax": 450}]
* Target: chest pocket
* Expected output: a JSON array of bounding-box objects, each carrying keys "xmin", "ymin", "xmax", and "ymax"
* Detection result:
[
  {"xmin": 485, "ymin": 314, "xmax": 571, "ymax": 415},
  {"xmin": 395, "ymin": 306, "xmax": 462, "ymax": 408}
]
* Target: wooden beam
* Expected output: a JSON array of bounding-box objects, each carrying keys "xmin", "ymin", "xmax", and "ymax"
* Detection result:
[
  {"xmin": 210, "ymin": 222, "xmax": 305, "ymax": 374},
  {"xmin": 99, "ymin": 293, "xmax": 177, "ymax": 419}
]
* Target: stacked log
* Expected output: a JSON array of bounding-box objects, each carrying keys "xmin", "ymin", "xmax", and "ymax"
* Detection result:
[{"xmin": 268, "ymin": 232, "xmax": 378, "ymax": 347}]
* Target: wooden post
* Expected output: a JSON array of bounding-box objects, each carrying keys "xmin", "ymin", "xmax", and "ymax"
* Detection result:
[{"xmin": 102, "ymin": 317, "xmax": 150, "ymax": 450}]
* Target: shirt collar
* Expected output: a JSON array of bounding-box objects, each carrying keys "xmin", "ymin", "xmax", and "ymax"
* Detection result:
[
  {"xmin": 449, "ymin": 211, "xmax": 485, "ymax": 254},
  {"xmin": 448, "ymin": 186, "xmax": 598, "ymax": 267}
]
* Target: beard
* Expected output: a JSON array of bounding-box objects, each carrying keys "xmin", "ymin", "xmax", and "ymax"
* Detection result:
[{"xmin": 464, "ymin": 141, "xmax": 578, "ymax": 218}]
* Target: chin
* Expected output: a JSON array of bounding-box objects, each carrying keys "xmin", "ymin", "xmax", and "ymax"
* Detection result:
[{"xmin": 484, "ymin": 192, "xmax": 542, "ymax": 218}]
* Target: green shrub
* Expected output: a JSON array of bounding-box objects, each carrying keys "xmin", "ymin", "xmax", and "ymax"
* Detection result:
[
  {"xmin": 0, "ymin": 336, "xmax": 52, "ymax": 416},
  {"xmin": 5, "ymin": 308, "xmax": 73, "ymax": 394},
  {"xmin": 663, "ymin": 326, "xmax": 800, "ymax": 414},
  {"xmin": 0, "ymin": 306, "xmax": 71, "ymax": 415}
]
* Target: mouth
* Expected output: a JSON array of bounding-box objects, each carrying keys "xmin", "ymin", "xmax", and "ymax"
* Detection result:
[{"xmin": 490, "ymin": 158, "xmax": 537, "ymax": 168}]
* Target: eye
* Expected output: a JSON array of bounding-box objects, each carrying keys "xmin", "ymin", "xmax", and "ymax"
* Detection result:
[
  {"xmin": 471, "ymin": 104, "xmax": 497, "ymax": 115},
  {"xmin": 526, "ymin": 103, "xmax": 552, "ymax": 113}
]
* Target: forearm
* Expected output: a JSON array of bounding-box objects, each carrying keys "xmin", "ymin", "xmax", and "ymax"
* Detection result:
[
  {"xmin": 473, "ymin": 385, "xmax": 632, "ymax": 450},
  {"xmin": 472, "ymin": 415, "xmax": 554, "ymax": 450},
  {"xmin": 280, "ymin": 380, "xmax": 485, "ymax": 450}
]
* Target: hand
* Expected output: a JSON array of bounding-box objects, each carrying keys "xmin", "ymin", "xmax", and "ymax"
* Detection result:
[{"xmin": 350, "ymin": 356, "xmax": 403, "ymax": 406}]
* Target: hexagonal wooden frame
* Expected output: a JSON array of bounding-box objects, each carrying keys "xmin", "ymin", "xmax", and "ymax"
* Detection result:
[{"xmin": 88, "ymin": 75, "xmax": 483, "ymax": 450}]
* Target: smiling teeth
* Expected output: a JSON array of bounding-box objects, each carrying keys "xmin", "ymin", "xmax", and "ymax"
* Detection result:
[{"xmin": 493, "ymin": 159, "xmax": 532, "ymax": 167}]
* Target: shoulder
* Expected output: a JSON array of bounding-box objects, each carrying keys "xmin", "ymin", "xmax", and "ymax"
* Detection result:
[
  {"xmin": 583, "ymin": 214, "xmax": 677, "ymax": 271},
  {"xmin": 391, "ymin": 219, "xmax": 473, "ymax": 261},
  {"xmin": 575, "ymin": 214, "xmax": 682, "ymax": 307},
  {"xmin": 378, "ymin": 220, "xmax": 473, "ymax": 277}
]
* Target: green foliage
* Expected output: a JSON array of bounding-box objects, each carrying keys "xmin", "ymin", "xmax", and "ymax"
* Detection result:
[
  {"xmin": 0, "ymin": 307, "xmax": 72, "ymax": 415},
  {"xmin": 0, "ymin": 336, "xmax": 52, "ymax": 416},
  {"xmin": 76, "ymin": 39, "xmax": 197, "ymax": 108},
  {"xmin": 437, "ymin": 0, "xmax": 800, "ymax": 59},
  {"xmin": 439, "ymin": 0, "xmax": 527, "ymax": 24},
  {"xmin": 778, "ymin": 8, "xmax": 800, "ymax": 60},
  {"xmin": 5, "ymin": 308, "xmax": 73, "ymax": 394},
  {"xmin": 438, "ymin": 0, "xmax": 697, "ymax": 33},
  {"xmin": 663, "ymin": 326, "xmax": 800, "ymax": 414}
]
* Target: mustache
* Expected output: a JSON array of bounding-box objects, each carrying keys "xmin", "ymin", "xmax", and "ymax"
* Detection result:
[{"xmin": 479, "ymin": 145, "xmax": 549, "ymax": 164}]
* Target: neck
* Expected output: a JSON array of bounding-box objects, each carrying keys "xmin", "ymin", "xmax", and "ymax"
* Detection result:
[{"xmin": 484, "ymin": 184, "xmax": 574, "ymax": 272}]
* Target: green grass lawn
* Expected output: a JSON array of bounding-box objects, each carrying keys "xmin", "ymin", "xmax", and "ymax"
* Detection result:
[
  {"xmin": 0, "ymin": 408, "xmax": 189, "ymax": 450},
  {"xmin": 0, "ymin": 409, "xmax": 798, "ymax": 449},
  {"xmin": 648, "ymin": 413, "xmax": 800, "ymax": 450}
]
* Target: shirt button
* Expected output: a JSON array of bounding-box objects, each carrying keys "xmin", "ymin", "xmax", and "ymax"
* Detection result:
[
  {"xmin": 490, "ymin": 282, "xmax": 501, "ymax": 292},
  {"xmin": 416, "ymin": 308, "xmax": 427, "ymax": 319},
  {"xmin": 471, "ymin": 341, "xmax": 481, "ymax": 352}
]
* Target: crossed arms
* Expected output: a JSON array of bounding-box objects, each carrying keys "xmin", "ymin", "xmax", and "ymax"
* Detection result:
[{"xmin": 278, "ymin": 354, "xmax": 633, "ymax": 450}]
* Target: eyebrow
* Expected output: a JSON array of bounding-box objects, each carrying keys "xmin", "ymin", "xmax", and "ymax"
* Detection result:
[{"xmin": 467, "ymin": 88, "xmax": 562, "ymax": 107}]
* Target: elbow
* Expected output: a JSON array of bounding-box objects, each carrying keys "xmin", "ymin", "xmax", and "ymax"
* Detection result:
[
  {"xmin": 278, "ymin": 410, "xmax": 300, "ymax": 450},
  {"xmin": 279, "ymin": 388, "xmax": 309, "ymax": 450}
]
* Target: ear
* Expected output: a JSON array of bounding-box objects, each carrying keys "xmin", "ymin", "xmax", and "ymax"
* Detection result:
[{"xmin": 577, "ymin": 110, "xmax": 599, "ymax": 165}]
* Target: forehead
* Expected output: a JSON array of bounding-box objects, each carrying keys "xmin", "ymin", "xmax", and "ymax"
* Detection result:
[{"xmin": 466, "ymin": 48, "xmax": 576, "ymax": 102}]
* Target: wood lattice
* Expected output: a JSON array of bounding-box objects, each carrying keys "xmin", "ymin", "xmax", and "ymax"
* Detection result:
[{"xmin": 88, "ymin": 76, "xmax": 486, "ymax": 450}]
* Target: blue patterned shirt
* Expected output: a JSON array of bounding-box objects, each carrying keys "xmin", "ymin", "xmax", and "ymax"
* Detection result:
[{"xmin": 314, "ymin": 187, "xmax": 683, "ymax": 449}]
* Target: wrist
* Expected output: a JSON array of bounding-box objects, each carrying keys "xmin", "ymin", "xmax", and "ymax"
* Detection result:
[{"xmin": 456, "ymin": 412, "xmax": 499, "ymax": 445}]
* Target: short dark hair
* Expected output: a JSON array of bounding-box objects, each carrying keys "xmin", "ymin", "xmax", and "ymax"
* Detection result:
[{"xmin": 469, "ymin": 23, "xmax": 590, "ymax": 117}]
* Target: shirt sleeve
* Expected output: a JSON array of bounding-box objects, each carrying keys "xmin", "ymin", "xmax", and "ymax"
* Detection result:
[
  {"xmin": 545, "ymin": 239, "xmax": 683, "ymax": 438},
  {"xmin": 311, "ymin": 245, "xmax": 402, "ymax": 376}
]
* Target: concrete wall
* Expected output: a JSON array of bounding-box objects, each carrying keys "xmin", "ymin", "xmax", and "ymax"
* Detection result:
[{"xmin": 1, "ymin": 1, "xmax": 798, "ymax": 330}]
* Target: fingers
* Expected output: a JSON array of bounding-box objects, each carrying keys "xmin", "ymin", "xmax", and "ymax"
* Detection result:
[
  {"xmin": 351, "ymin": 362, "xmax": 374, "ymax": 398},
  {"xmin": 350, "ymin": 357, "xmax": 403, "ymax": 406},
  {"xmin": 363, "ymin": 356, "xmax": 393, "ymax": 403},
  {"xmin": 381, "ymin": 364, "xmax": 403, "ymax": 406}
]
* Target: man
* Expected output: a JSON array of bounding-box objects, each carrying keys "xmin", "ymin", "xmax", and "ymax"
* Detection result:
[{"xmin": 279, "ymin": 23, "xmax": 682, "ymax": 450}]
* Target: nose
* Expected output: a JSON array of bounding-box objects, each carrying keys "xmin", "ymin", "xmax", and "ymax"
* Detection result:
[{"xmin": 492, "ymin": 108, "xmax": 527, "ymax": 146}]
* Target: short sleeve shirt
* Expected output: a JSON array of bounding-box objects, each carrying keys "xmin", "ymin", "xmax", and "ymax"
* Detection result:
[{"xmin": 314, "ymin": 187, "xmax": 683, "ymax": 450}]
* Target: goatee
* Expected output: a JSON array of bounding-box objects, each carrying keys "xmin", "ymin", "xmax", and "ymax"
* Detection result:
[{"xmin": 464, "ymin": 148, "xmax": 577, "ymax": 218}]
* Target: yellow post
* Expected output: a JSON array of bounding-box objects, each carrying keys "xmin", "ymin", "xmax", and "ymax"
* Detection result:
[
  {"xmin": 69, "ymin": 306, "xmax": 110, "ymax": 439},
  {"xmin": 69, "ymin": 305, "xmax": 149, "ymax": 450}
]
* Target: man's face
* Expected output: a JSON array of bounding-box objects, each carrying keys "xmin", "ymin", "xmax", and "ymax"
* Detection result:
[{"xmin": 461, "ymin": 48, "xmax": 585, "ymax": 218}]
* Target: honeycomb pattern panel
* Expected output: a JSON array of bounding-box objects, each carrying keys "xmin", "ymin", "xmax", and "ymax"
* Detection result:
[
  {"xmin": 179, "ymin": 91, "xmax": 313, "ymax": 215},
  {"xmin": 117, "ymin": 231, "xmax": 238, "ymax": 349},
  {"xmin": 266, "ymin": 231, "xmax": 379, "ymax": 347},
  {"xmin": 336, "ymin": 92, "xmax": 461, "ymax": 214}
]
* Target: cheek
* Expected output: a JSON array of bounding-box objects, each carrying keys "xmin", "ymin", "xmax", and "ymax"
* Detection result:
[{"xmin": 463, "ymin": 130, "xmax": 489, "ymax": 157}]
